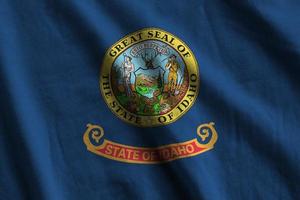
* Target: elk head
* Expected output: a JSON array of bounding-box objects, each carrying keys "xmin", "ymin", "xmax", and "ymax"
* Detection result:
[{"xmin": 140, "ymin": 51, "xmax": 160, "ymax": 69}]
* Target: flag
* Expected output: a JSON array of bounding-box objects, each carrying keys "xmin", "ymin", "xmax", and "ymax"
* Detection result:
[{"xmin": 0, "ymin": 1, "xmax": 299, "ymax": 199}]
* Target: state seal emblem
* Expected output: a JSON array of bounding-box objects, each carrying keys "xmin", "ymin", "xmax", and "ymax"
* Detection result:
[
  {"xmin": 100, "ymin": 28, "xmax": 199, "ymax": 126},
  {"xmin": 83, "ymin": 28, "xmax": 219, "ymax": 164}
]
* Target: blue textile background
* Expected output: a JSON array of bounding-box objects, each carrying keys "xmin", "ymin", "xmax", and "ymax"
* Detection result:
[{"xmin": 0, "ymin": 0, "xmax": 299, "ymax": 199}]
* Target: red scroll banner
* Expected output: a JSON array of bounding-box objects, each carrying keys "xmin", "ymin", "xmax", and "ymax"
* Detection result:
[{"xmin": 83, "ymin": 122, "xmax": 218, "ymax": 164}]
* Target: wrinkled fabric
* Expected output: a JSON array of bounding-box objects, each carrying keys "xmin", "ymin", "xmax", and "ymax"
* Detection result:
[{"xmin": 0, "ymin": 0, "xmax": 300, "ymax": 199}]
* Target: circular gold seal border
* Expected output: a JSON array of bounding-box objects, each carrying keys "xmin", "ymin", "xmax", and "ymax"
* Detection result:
[{"xmin": 100, "ymin": 27, "xmax": 200, "ymax": 127}]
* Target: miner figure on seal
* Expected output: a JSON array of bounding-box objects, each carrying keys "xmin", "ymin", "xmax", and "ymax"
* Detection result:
[{"xmin": 165, "ymin": 54, "xmax": 180, "ymax": 95}]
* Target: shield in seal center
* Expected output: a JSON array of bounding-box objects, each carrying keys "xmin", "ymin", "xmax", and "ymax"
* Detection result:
[{"xmin": 134, "ymin": 67, "xmax": 164, "ymax": 99}]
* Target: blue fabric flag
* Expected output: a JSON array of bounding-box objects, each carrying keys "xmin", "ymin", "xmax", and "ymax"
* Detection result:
[{"xmin": 0, "ymin": 1, "xmax": 299, "ymax": 200}]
